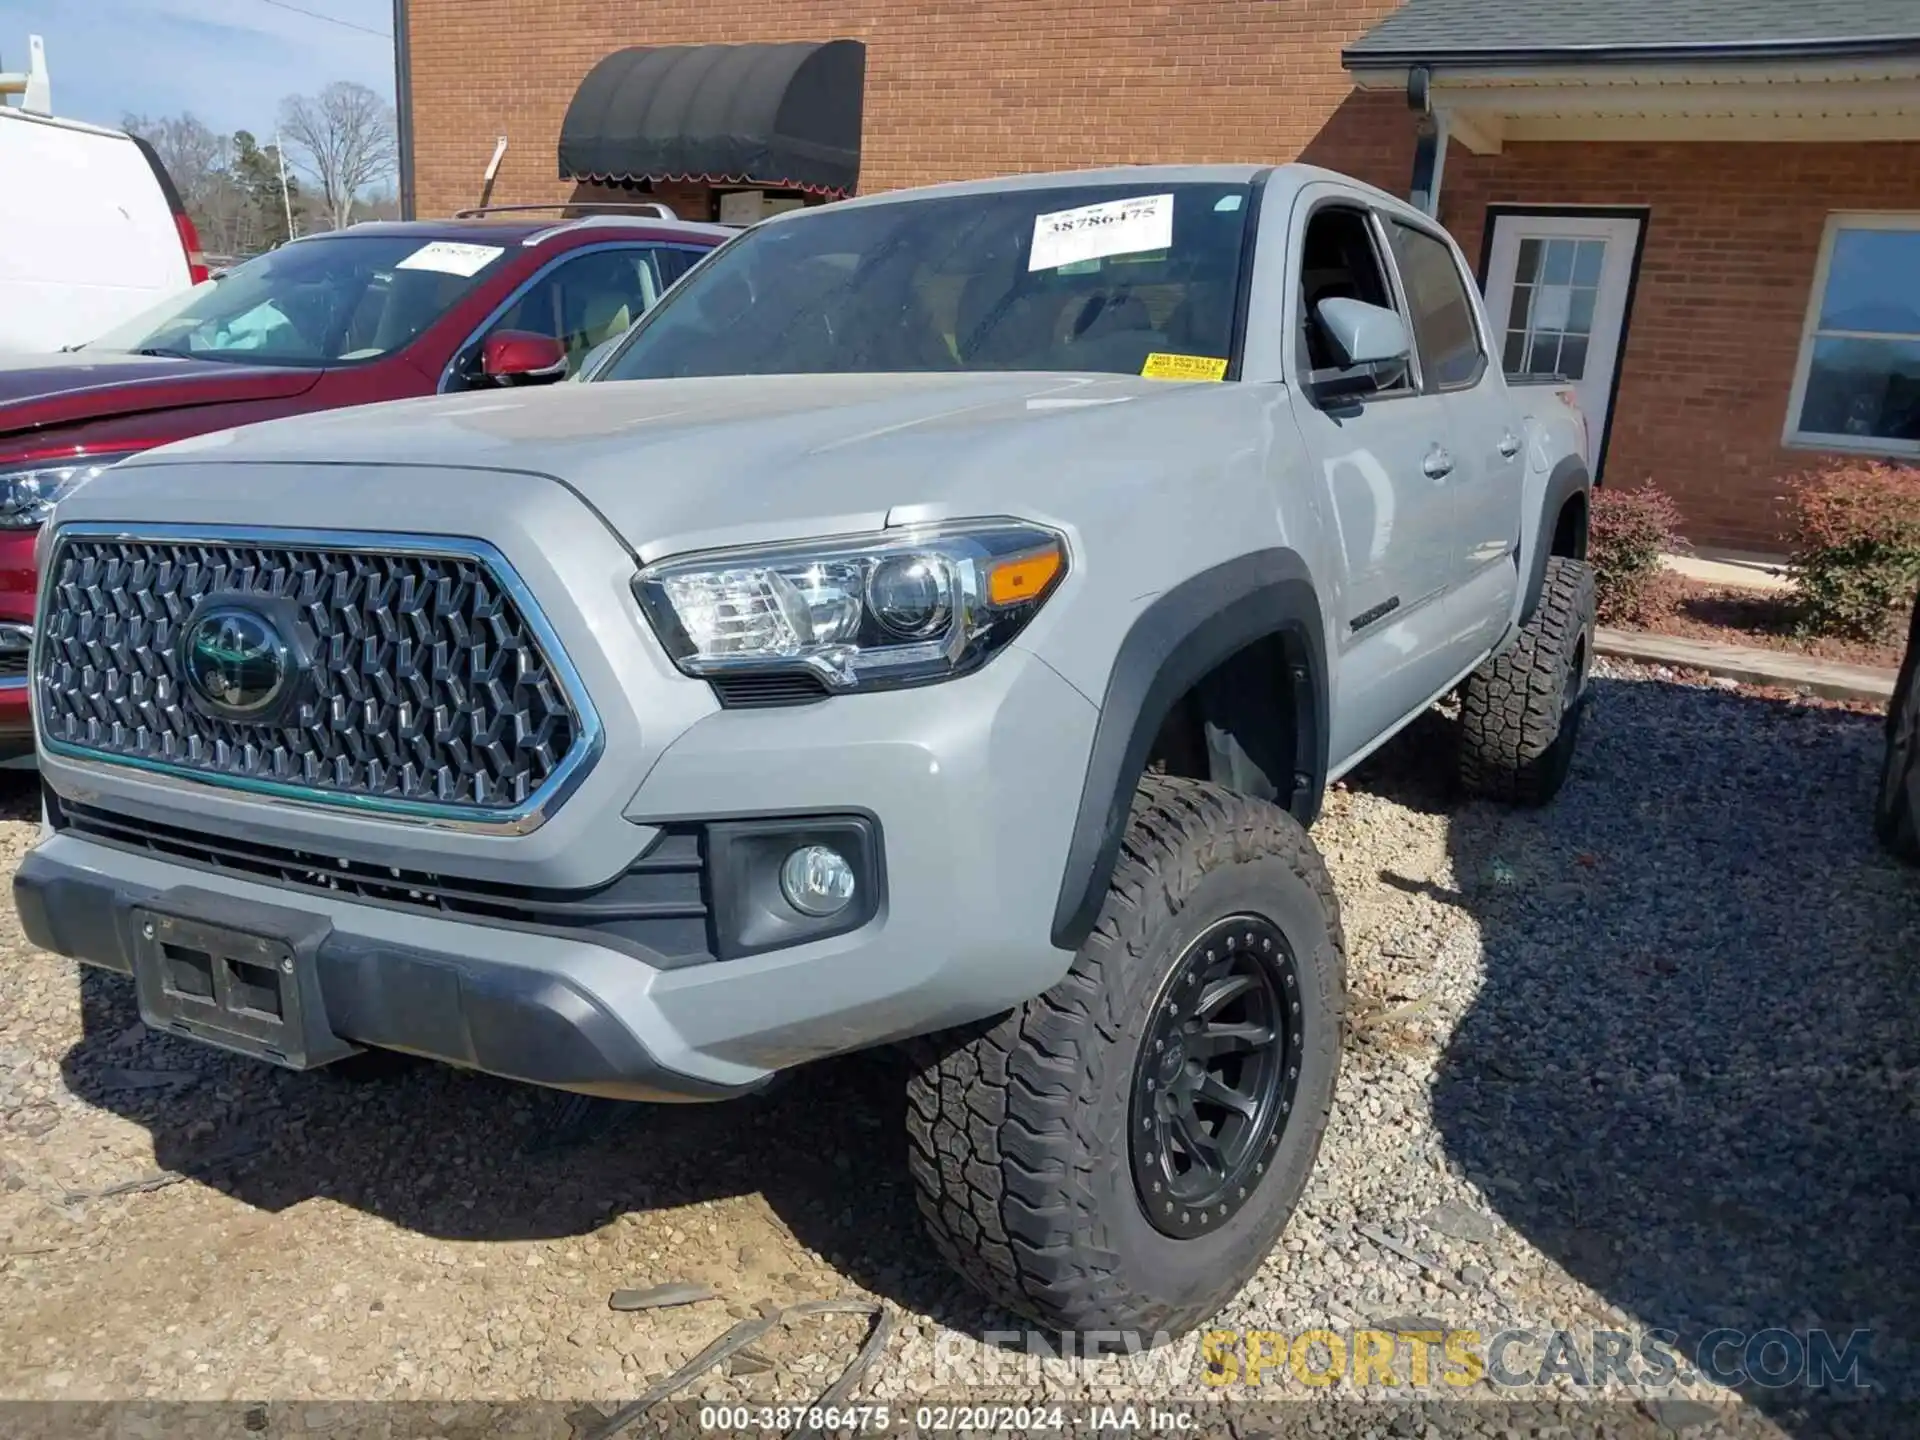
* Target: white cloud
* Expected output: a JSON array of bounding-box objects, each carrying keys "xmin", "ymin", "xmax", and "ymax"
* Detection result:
[{"xmin": 0, "ymin": 0, "xmax": 394, "ymax": 137}]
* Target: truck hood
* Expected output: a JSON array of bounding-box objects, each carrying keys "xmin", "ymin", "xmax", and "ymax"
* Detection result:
[
  {"xmin": 0, "ymin": 351, "xmax": 323, "ymax": 438},
  {"xmin": 127, "ymin": 371, "xmax": 1238, "ymax": 558}
]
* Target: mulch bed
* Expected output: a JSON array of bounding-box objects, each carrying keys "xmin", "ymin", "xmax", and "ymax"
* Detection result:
[{"xmin": 1617, "ymin": 576, "xmax": 1904, "ymax": 671}]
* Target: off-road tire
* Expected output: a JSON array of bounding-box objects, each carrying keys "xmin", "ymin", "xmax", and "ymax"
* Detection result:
[
  {"xmin": 905, "ymin": 775, "xmax": 1345, "ymax": 1339},
  {"xmin": 1457, "ymin": 555, "xmax": 1597, "ymax": 806},
  {"xmin": 1874, "ymin": 598, "xmax": 1920, "ymax": 864}
]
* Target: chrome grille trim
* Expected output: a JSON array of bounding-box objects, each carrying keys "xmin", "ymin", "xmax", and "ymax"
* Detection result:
[{"xmin": 34, "ymin": 523, "xmax": 604, "ymax": 834}]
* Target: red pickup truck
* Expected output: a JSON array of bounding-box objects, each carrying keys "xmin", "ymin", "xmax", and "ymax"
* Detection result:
[{"xmin": 0, "ymin": 210, "xmax": 730, "ymax": 755}]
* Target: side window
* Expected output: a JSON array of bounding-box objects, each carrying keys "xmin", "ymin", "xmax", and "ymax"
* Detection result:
[
  {"xmin": 1386, "ymin": 221, "xmax": 1486, "ymax": 391},
  {"xmin": 471, "ymin": 248, "xmax": 658, "ymax": 382},
  {"xmin": 653, "ymin": 247, "xmax": 701, "ymax": 289},
  {"xmin": 1297, "ymin": 206, "xmax": 1406, "ymax": 390}
]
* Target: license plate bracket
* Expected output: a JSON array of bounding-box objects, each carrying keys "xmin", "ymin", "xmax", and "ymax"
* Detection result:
[{"xmin": 130, "ymin": 890, "xmax": 357, "ymax": 1070}]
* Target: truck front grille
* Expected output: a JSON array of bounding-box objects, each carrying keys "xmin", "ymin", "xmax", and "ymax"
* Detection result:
[{"xmin": 35, "ymin": 528, "xmax": 595, "ymax": 824}]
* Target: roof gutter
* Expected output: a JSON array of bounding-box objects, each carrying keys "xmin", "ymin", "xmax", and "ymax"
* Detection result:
[{"xmin": 1343, "ymin": 33, "xmax": 1920, "ymax": 71}]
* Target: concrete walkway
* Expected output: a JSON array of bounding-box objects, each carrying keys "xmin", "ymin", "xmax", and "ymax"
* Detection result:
[
  {"xmin": 1596, "ymin": 627, "xmax": 1894, "ymax": 704},
  {"xmin": 1661, "ymin": 550, "xmax": 1792, "ymax": 592}
]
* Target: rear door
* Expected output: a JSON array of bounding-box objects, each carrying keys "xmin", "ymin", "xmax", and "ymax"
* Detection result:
[
  {"xmin": 1379, "ymin": 214, "xmax": 1523, "ymax": 658},
  {"xmin": 1281, "ymin": 190, "xmax": 1467, "ymax": 767}
]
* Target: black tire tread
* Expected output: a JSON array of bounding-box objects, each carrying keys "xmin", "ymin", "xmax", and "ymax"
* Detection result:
[
  {"xmin": 904, "ymin": 774, "xmax": 1344, "ymax": 1335},
  {"xmin": 1458, "ymin": 555, "xmax": 1596, "ymax": 806}
]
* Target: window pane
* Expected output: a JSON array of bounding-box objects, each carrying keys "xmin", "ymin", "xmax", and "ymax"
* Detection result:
[
  {"xmin": 1542, "ymin": 239, "xmax": 1575, "ymax": 285},
  {"xmin": 1507, "ymin": 283, "xmax": 1532, "ymax": 330},
  {"xmin": 654, "ymin": 248, "xmax": 698, "ymax": 287},
  {"xmin": 1797, "ymin": 335, "xmax": 1920, "ymax": 442},
  {"xmin": 1571, "ymin": 239, "xmax": 1605, "ymax": 287},
  {"xmin": 1560, "ymin": 335, "xmax": 1589, "ymax": 380},
  {"xmin": 1515, "ymin": 238, "xmax": 1542, "ymax": 284},
  {"xmin": 1568, "ymin": 286, "xmax": 1597, "ymax": 334},
  {"xmin": 1818, "ymin": 228, "xmax": 1920, "ymax": 335},
  {"xmin": 1388, "ymin": 222, "xmax": 1484, "ymax": 389},
  {"xmin": 1503, "ymin": 329, "xmax": 1527, "ymax": 372}
]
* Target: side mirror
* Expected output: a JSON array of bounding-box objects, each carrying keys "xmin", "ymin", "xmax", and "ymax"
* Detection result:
[
  {"xmin": 1317, "ymin": 297, "xmax": 1411, "ymax": 368},
  {"xmin": 481, "ymin": 330, "xmax": 568, "ymax": 386},
  {"xmin": 1312, "ymin": 297, "xmax": 1412, "ymax": 397}
]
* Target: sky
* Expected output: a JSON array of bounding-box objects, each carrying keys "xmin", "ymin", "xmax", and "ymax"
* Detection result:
[{"xmin": 0, "ymin": 0, "xmax": 395, "ymax": 139}]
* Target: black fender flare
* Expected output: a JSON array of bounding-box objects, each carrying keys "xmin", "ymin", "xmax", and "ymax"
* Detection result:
[
  {"xmin": 1519, "ymin": 455, "xmax": 1592, "ymax": 627},
  {"xmin": 1049, "ymin": 549, "xmax": 1329, "ymax": 951}
]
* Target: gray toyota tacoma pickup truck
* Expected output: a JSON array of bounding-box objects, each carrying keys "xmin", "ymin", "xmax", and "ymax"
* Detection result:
[{"xmin": 18, "ymin": 164, "xmax": 1595, "ymax": 1339}]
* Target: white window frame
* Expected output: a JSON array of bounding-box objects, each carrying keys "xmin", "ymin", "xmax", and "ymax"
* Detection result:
[{"xmin": 1783, "ymin": 211, "xmax": 1920, "ymax": 458}]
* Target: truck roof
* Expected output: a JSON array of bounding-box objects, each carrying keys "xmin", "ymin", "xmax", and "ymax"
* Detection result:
[{"xmin": 820, "ymin": 162, "xmax": 1418, "ymax": 223}]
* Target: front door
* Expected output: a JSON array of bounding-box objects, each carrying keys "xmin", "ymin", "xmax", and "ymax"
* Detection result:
[
  {"xmin": 1482, "ymin": 211, "xmax": 1643, "ymax": 473},
  {"xmin": 1284, "ymin": 196, "xmax": 1463, "ymax": 770}
]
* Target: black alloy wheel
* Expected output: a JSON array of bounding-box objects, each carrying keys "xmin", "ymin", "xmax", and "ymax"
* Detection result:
[{"xmin": 1130, "ymin": 913, "xmax": 1301, "ymax": 1240}]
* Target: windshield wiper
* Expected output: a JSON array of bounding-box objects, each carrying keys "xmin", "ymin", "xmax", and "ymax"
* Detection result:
[{"xmin": 133, "ymin": 346, "xmax": 196, "ymax": 360}]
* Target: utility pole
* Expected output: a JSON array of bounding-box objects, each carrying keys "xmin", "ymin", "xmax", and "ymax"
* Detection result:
[{"xmin": 275, "ymin": 130, "xmax": 296, "ymax": 241}]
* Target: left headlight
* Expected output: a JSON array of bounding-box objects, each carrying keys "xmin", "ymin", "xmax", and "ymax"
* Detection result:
[
  {"xmin": 634, "ymin": 519, "xmax": 1069, "ymax": 693},
  {"xmin": 0, "ymin": 454, "xmax": 134, "ymax": 529}
]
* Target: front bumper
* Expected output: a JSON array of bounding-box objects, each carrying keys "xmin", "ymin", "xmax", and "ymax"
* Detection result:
[
  {"xmin": 22, "ymin": 646, "xmax": 1099, "ymax": 1100},
  {"xmin": 15, "ymin": 849, "xmax": 748, "ymax": 1101}
]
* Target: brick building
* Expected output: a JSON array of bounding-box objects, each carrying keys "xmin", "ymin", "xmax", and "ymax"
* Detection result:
[{"xmin": 400, "ymin": 0, "xmax": 1920, "ymax": 548}]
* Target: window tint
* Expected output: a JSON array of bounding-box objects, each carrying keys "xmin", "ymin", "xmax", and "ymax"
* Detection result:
[
  {"xmin": 654, "ymin": 247, "xmax": 701, "ymax": 289},
  {"xmin": 600, "ymin": 183, "xmax": 1255, "ymax": 381},
  {"xmin": 1388, "ymin": 222, "xmax": 1485, "ymax": 390},
  {"xmin": 1793, "ymin": 222, "xmax": 1920, "ymax": 449}
]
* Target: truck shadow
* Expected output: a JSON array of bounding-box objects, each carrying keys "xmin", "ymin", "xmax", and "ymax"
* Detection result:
[
  {"xmin": 58, "ymin": 948, "xmax": 986, "ymax": 1322},
  {"xmin": 1348, "ymin": 673, "xmax": 1920, "ymax": 1435}
]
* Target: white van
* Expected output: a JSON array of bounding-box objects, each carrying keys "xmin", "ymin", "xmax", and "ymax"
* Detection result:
[{"xmin": 0, "ymin": 107, "xmax": 205, "ymax": 354}]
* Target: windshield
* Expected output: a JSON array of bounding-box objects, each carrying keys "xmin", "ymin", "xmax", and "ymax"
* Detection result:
[
  {"xmin": 599, "ymin": 182, "xmax": 1254, "ymax": 382},
  {"xmin": 83, "ymin": 234, "xmax": 512, "ymax": 366}
]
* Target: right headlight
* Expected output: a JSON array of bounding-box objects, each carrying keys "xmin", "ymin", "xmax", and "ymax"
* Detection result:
[
  {"xmin": 633, "ymin": 519, "xmax": 1069, "ymax": 693},
  {"xmin": 0, "ymin": 453, "xmax": 134, "ymax": 529}
]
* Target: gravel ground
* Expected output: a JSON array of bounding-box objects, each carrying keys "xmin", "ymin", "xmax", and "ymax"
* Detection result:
[{"xmin": 0, "ymin": 660, "xmax": 1915, "ymax": 1439}]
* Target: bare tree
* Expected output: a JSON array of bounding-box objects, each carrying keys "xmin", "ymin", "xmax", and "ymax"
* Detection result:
[
  {"xmin": 277, "ymin": 81, "xmax": 396, "ymax": 230},
  {"xmin": 123, "ymin": 111, "xmax": 227, "ymax": 218}
]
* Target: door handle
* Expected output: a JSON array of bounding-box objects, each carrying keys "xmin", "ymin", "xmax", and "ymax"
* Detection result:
[
  {"xmin": 1497, "ymin": 431, "xmax": 1523, "ymax": 459},
  {"xmin": 1423, "ymin": 446, "xmax": 1454, "ymax": 480}
]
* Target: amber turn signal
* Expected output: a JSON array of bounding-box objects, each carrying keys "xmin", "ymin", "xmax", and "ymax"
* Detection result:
[{"xmin": 986, "ymin": 546, "xmax": 1064, "ymax": 607}]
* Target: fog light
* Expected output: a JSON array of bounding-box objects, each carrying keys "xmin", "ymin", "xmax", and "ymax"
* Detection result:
[{"xmin": 779, "ymin": 844, "xmax": 856, "ymax": 917}]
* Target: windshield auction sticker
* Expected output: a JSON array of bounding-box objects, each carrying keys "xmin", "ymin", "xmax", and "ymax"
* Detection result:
[
  {"xmin": 1029, "ymin": 193, "xmax": 1174, "ymax": 272},
  {"xmin": 396, "ymin": 241, "xmax": 505, "ymax": 277},
  {"xmin": 1143, "ymin": 352, "xmax": 1228, "ymax": 381}
]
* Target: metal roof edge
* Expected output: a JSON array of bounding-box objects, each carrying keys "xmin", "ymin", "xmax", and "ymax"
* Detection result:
[{"xmin": 1342, "ymin": 33, "xmax": 1920, "ymax": 71}]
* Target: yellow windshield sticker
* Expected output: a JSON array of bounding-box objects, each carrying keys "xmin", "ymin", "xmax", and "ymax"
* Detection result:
[{"xmin": 1142, "ymin": 353, "xmax": 1228, "ymax": 382}]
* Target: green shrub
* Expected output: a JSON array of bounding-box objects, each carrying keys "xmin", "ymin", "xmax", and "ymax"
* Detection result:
[
  {"xmin": 1589, "ymin": 483, "xmax": 1689, "ymax": 625},
  {"xmin": 1786, "ymin": 460, "xmax": 1920, "ymax": 642}
]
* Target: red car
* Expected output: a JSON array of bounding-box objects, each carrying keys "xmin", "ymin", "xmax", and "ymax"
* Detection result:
[{"xmin": 0, "ymin": 210, "xmax": 731, "ymax": 756}]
